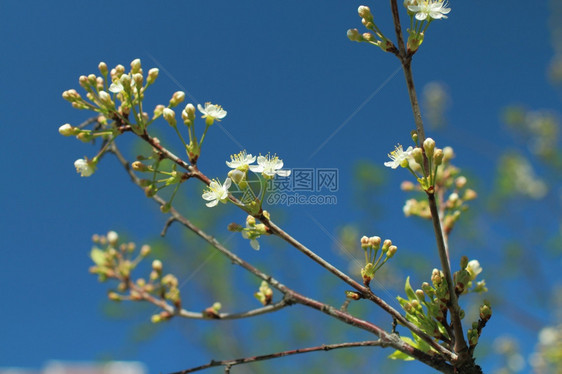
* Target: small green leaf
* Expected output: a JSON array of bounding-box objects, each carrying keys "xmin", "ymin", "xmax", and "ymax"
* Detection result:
[
  {"xmin": 388, "ymin": 350, "xmax": 414, "ymax": 361},
  {"xmin": 405, "ymin": 276, "xmax": 416, "ymax": 300},
  {"xmin": 90, "ymin": 247, "xmax": 106, "ymax": 266}
]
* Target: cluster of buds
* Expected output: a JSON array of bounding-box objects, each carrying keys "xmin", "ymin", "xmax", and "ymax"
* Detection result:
[
  {"xmin": 359, "ymin": 235, "xmax": 397, "ymax": 286},
  {"xmin": 254, "ymin": 281, "xmax": 273, "ymax": 306},
  {"xmin": 453, "ymin": 257, "xmax": 487, "ymax": 295},
  {"xmin": 229, "ymin": 214, "xmax": 270, "ymax": 250},
  {"xmin": 396, "ymin": 273, "xmax": 453, "ymax": 344},
  {"xmin": 132, "ymin": 155, "xmax": 189, "ymax": 212},
  {"xmin": 467, "ymin": 301, "xmax": 492, "ymax": 347},
  {"xmin": 89, "ymin": 231, "xmax": 183, "ymax": 322},
  {"xmin": 391, "ymin": 139, "xmax": 477, "ymax": 235},
  {"xmin": 347, "ymin": 6, "xmax": 395, "ymax": 52}
]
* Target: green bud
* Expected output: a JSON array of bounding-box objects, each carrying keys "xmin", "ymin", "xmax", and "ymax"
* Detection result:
[
  {"xmin": 160, "ymin": 203, "xmax": 171, "ymax": 213},
  {"xmin": 152, "ymin": 259, "xmax": 163, "ymax": 272},
  {"xmin": 163, "ymin": 108, "xmax": 177, "ymax": 127},
  {"xmin": 140, "ymin": 245, "xmax": 151, "ymax": 257},
  {"xmin": 108, "ymin": 292, "xmax": 121, "ymax": 301},
  {"xmin": 98, "ymin": 62, "xmax": 108, "ymax": 76},
  {"xmin": 360, "ymin": 235, "xmax": 370, "ymax": 249},
  {"xmin": 423, "ymin": 137, "xmax": 435, "ymax": 159},
  {"xmin": 147, "ymin": 68, "xmax": 159, "ymax": 85},
  {"xmin": 358, "ymin": 5, "xmax": 373, "ymax": 22},
  {"xmin": 434, "ymin": 149, "xmax": 444, "ymax": 166},
  {"xmin": 58, "ymin": 124, "xmax": 79, "ymax": 136},
  {"xmin": 347, "ymin": 28, "xmax": 363, "ymax": 42},
  {"xmin": 345, "ymin": 291, "xmax": 362, "ymax": 300},
  {"xmin": 412, "ymin": 147, "xmax": 423, "ymax": 166},
  {"xmin": 169, "ymin": 91, "xmax": 185, "ymax": 108},
  {"xmin": 411, "ymin": 130, "xmax": 418, "ymax": 145},
  {"xmin": 130, "ymin": 58, "xmax": 142, "ymax": 74}
]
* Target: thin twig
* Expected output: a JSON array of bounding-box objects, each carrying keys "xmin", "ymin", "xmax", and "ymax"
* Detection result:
[
  {"xmin": 389, "ymin": 0, "xmax": 469, "ymax": 364},
  {"xmin": 169, "ymin": 341, "xmax": 384, "ymax": 374},
  {"xmin": 108, "ymin": 143, "xmax": 454, "ymax": 372}
]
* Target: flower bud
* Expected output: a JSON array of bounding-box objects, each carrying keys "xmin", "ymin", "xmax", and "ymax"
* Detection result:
[
  {"xmin": 412, "ymin": 147, "xmax": 423, "ymax": 165},
  {"xmin": 58, "ymin": 124, "xmax": 78, "ymax": 136},
  {"xmin": 133, "ymin": 73, "xmax": 143, "ymax": 88},
  {"xmin": 387, "ymin": 245, "xmax": 397, "ymax": 258},
  {"xmin": 98, "ymin": 62, "xmax": 108, "ymax": 76},
  {"xmin": 140, "ymin": 245, "xmax": 151, "ymax": 257},
  {"xmin": 362, "ymin": 32, "xmax": 376, "ymax": 42},
  {"xmin": 98, "ymin": 90, "xmax": 113, "ymax": 107},
  {"xmin": 423, "ymin": 137, "xmax": 435, "ymax": 158},
  {"xmin": 132, "ymin": 161, "xmax": 149, "ymax": 172},
  {"xmin": 347, "ymin": 28, "xmax": 363, "ymax": 42},
  {"xmin": 443, "ymin": 146, "xmax": 454, "ymax": 162},
  {"xmin": 382, "ymin": 239, "xmax": 392, "ymax": 252},
  {"xmin": 163, "ymin": 108, "xmax": 177, "ymax": 127},
  {"xmin": 108, "ymin": 292, "xmax": 121, "ymax": 301},
  {"xmin": 434, "ymin": 148, "xmax": 444, "ymax": 166},
  {"xmin": 152, "ymin": 260, "xmax": 163, "ymax": 272},
  {"xmin": 358, "ymin": 5, "xmax": 373, "ymax": 22},
  {"xmin": 147, "ymin": 68, "xmax": 159, "ymax": 85},
  {"xmin": 130, "ymin": 58, "xmax": 142, "ymax": 74},
  {"xmin": 369, "ymin": 236, "xmax": 381, "ymax": 249},
  {"xmin": 246, "ymin": 215, "xmax": 256, "ymax": 226},
  {"xmin": 160, "ymin": 203, "xmax": 171, "ymax": 213},
  {"xmin": 360, "ymin": 236, "xmax": 370, "ymax": 249},
  {"xmin": 107, "ymin": 231, "xmax": 119, "ymax": 246},
  {"xmin": 463, "ymin": 189, "xmax": 477, "ymax": 201},
  {"xmin": 169, "ymin": 91, "xmax": 185, "ymax": 108},
  {"xmin": 455, "ymin": 176, "xmax": 467, "ymax": 189}
]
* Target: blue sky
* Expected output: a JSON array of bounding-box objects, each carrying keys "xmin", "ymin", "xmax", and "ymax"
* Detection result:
[{"xmin": 1, "ymin": 1, "xmax": 560, "ymax": 373}]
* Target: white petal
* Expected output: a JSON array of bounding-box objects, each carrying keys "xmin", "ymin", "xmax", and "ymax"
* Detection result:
[
  {"xmin": 206, "ymin": 200, "xmax": 219, "ymax": 207},
  {"xmin": 223, "ymin": 178, "xmax": 232, "ymax": 190},
  {"xmin": 250, "ymin": 239, "xmax": 260, "ymax": 250},
  {"xmin": 202, "ymin": 192, "xmax": 216, "ymax": 201},
  {"xmin": 276, "ymin": 170, "xmax": 291, "ymax": 177}
]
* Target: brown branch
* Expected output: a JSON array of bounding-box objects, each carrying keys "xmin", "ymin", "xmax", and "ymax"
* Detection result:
[
  {"xmin": 261, "ymin": 216, "xmax": 456, "ymax": 361},
  {"xmin": 169, "ymin": 341, "xmax": 385, "ymax": 374},
  {"xmin": 388, "ymin": 0, "xmax": 470, "ymax": 364},
  {"xmin": 108, "ymin": 143, "xmax": 453, "ymax": 372},
  {"xmin": 128, "ymin": 280, "xmax": 292, "ymax": 320}
]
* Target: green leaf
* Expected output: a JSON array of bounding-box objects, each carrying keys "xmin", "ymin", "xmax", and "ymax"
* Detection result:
[
  {"xmin": 388, "ymin": 336, "xmax": 417, "ymax": 361},
  {"xmin": 404, "ymin": 276, "xmax": 416, "ymax": 300},
  {"xmin": 388, "ymin": 350, "xmax": 414, "ymax": 361},
  {"xmin": 90, "ymin": 247, "xmax": 106, "ymax": 266}
]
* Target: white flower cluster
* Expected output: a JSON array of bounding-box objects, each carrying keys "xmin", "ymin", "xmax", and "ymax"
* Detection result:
[
  {"xmin": 405, "ymin": 0, "xmax": 451, "ymax": 21},
  {"xmin": 201, "ymin": 151, "xmax": 291, "ymax": 208}
]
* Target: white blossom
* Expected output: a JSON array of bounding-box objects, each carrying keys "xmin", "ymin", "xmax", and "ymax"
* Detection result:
[
  {"xmin": 74, "ymin": 158, "xmax": 96, "ymax": 177},
  {"xmin": 202, "ymin": 178, "xmax": 232, "ymax": 207},
  {"xmin": 226, "ymin": 150, "xmax": 256, "ymax": 171},
  {"xmin": 408, "ymin": 0, "xmax": 451, "ymax": 21},
  {"xmin": 466, "ymin": 260, "xmax": 482, "ymax": 281},
  {"xmin": 250, "ymin": 154, "xmax": 291, "ymax": 179},
  {"xmin": 197, "ymin": 102, "xmax": 227, "ymax": 122},
  {"xmin": 384, "ymin": 144, "xmax": 413, "ymax": 169}
]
